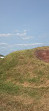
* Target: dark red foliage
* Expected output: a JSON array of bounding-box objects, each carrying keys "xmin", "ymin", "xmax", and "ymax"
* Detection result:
[{"xmin": 35, "ymin": 50, "xmax": 49, "ymax": 62}]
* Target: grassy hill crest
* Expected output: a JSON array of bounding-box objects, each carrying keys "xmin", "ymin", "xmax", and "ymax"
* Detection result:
[{"xmin": 0, "ymin": 46, "xmax": 49, "ymax": 111}]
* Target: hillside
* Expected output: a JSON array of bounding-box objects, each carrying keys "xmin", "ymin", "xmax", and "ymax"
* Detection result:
[{"xmin": 0, "ymin": 46, "xmax": 49, "ymax": 111}]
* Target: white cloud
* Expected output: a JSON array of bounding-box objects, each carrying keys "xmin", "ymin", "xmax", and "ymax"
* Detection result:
[
  {"xmin": 0, "ymin": 46, "xmax": 7, "ymax": 49},
  {"xmin": 0, "ymin": 43, "xmax": 8, "ymax": 46},
  {"xmin": 0, "ymin": 32, "xmax": 25, "ymax": 37},
  {"xmin": 0, "ymin": 33, "xmax": 14, "ymax": 37},
  {"xmin": 13, "ymin": 43, "xmax": 44, "ymax": 47},
  {"xmin": 0, "ymin": 42, "xmax": 43, "ymax": 48},
  {"xmin": 24, "ymin": 29, "xmax": 27, "ymax": 32},
  {"xmin": 0, "ymin": 43, "xmax": 11, "ymax": 50},
  {"xmin": 22, "ymin": 36, "xmax": 32, "ymax": 40},
  {"xmin": 16, "ymin": 31, "xmax": 26, "ymax": 37},
  {"xmin": 0, "ymin": 30, "xmax": 32, "ymax": 40}
]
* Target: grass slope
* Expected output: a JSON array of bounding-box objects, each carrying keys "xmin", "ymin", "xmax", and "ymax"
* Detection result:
[{"xmin": 0, "ymin": 46, "xmax": 49, "ymax": 111}]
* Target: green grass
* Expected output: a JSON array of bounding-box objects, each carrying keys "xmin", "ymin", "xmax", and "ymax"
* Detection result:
[
  {"xmin": 0, "ymin": 46, "xmax": 49, "ymax": 111},
  {"xmin": 28, "ymin": 77, "xmax": 40, "ymax": 83}
]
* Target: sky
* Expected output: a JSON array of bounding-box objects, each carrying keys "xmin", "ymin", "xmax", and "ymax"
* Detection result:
[{"xmin": 0, "ymin": 0, "xmax": 49, "ymax": 55}]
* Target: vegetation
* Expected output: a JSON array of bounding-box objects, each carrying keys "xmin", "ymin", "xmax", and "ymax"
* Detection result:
[{"xmin": 0, "ymin": 46, "xmax": 49, "ymax": 111}]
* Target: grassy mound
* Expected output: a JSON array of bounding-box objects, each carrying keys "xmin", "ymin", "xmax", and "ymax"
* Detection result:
[{"xmin": 0, "ymin": 46, "xmax": 49, "ymax": 111}]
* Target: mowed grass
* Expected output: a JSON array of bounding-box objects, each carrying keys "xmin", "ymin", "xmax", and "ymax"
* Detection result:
[{"xmin": 0, "ymin": 46, "xmax": 49, "ymax": 111}]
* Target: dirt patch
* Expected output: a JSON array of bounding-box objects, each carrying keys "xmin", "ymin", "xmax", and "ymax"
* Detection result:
[{"xmin": 35, "ymin": 49, "xmax": 49, "ymax": 62}]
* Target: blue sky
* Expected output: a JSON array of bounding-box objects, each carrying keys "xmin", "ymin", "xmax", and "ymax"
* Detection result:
[{"xmin": 0, "ymin": 0, "xmax": 49, "ymax": 55}]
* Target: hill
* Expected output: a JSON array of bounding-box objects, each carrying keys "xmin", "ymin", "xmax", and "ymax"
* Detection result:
[{"xmin": 0, "ymin": 46, "xmax": 49, "ymax": 111}]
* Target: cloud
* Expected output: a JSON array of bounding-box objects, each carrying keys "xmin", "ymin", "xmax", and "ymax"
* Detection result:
[
  {"xmin": 9, "ymin": 43, "xmax": 44, "ymax": 47},
  {"xmin": 0, "ymin": 42, "xmax": 44, "ymax": 48},
  {"xmin": 0, "ymin": 43, "xmax": 8, "ymax": 45},
  {"xmin": 12, "ymin": 43, "xmax": 44, "ymax": 47},
  {"xmin": 0, "ymin": 30, "xmax": 32, "ymax": 40},
  {"xmin": 16, "ymin": 32, "xmax": 26, "ymax": 37},
  {"xmin": 0, "ymin": 43, "xmax": 10, "ymax": 49},
  {"xmin": 0, "ymin": 30, "xmax": 27, "ymax": 37},
  {"xmin": 22, "ymin": 36, "xmax": 32, "ymax": 40},
  {"xmin": 0, "ymin": 33, "xmax": 14, "ymax": 37}
]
